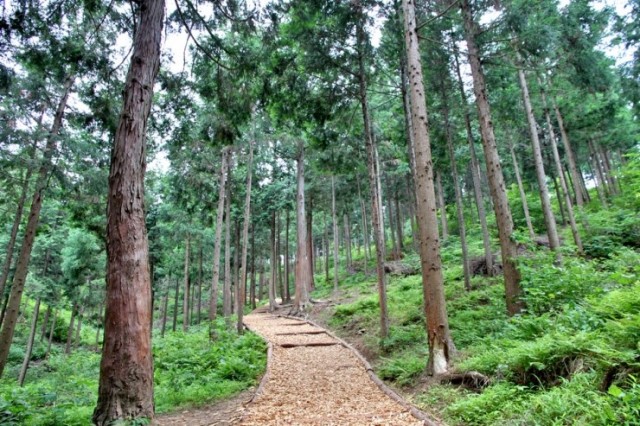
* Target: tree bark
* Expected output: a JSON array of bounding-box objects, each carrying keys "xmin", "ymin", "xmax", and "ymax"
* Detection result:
[
  {"xmin": 210, "ymin": 147, "xmax": 231, "ymax": 320},
  {"xmin": 306, "ymin": 197, "xmax": 315, "ymax": 291},
  {"xmin": 403, "ymin": 0, "xmax": 454, "ymax": 374},
  {"xmin": 250, "ymin": 225, "xmax": 257, "ymax": 309},
  {"xmin": 18, "ymin": 298, "xmax": 40, "ymax": 386},
  {"xmin": 508, "ymin": 139, "xmax": 536, "ymax": 239},
  {"xmin": 65, "ymin": 303, "xmax": 77, "ymax": 354},
  {"xmin": 94, "ymin": 1, "xmax": 163, "ymax": 420},
  {"xmin": 269, "ymin": 212, "xmax": 277, "ymax": 311},
  {"xmin": 45, "ymin": 309, "xmax": 57, "ymax": 359},
  {"xmin": 356, "ymin": 10, "xmax": 389, "ymax": 339},
  {"xmin": 172, "ymin": 278, "xmax": 179, "ymax": 332},
  {"xmin": 452, "ymin": 45, "xmax": 493, "ymax": 275},
  {"xmin": 160, "ymin": 292, "xmax": 168, "ymax": 338},
  {"xmin": 323, "ymin": 213, "xmax": 330, "ymax": 282},
  {"xmin": 386, "ymin": 178, "xmax": 398, "ymax": 259},
  {"xmin": 284, "ymin": 210, "xmax": 290, "ymax": 303},
  {"xmin": 395, "ymin": 193, "xmax": 404, "ymax": 252},
  {"xmin": 356, "ymin": 176, "xmax": 369, "ymax": 275},
  {"xmin": 344, "ymin": 213, "xmax": 352, "ymax": 271},
  {"xmin": 223, "ymin": 176, "xmax": 233, "ymax": 319},
  {"xmin": 182, "ymin": 234, "xmax": 190, "ymax": 331},
  {"xmin": 0, "ymin": 77, "xmax": 74, "ymax": 377},
  {"xmin": 516, "ymin": 64, "xmax": 560, "ymax": 252},
  {"xmin": 331, "ymin": 176, "xmax": 340, "ymax": 291},
  {"xmin": 589, "ymin": 139, "xmax": 608, "ymax": 207},
  {"xmin": 237, "ymin": 140, "xmax": 253, "ymax": 334},
  {"xmin": 74, "ymin": 304, "xmax": 84, "ymax": 348},
  {"xmin": 436, "ymin": 171, "xmax": 449, "ymax": 240},
  {"xmin": 553, "ymin": 99, "xmax": 585, "ymax": 207},
  {"xmin": 40, "ymin": 305, "xmax": 51, "ymax": 342},
  {"xmin": 294, "ymin": 147, "xmax": 311, "ymax": 311},
  {"xmin": 460, "ymin": 0, "xmax": 523, "ymax": 315},
  {"xmin": 276, "ymin": 212, "xmax": 284, "ymax": 300},
  {"xmin": 196, "ymin": 243, "xmax": 203, "ymax": 324}
]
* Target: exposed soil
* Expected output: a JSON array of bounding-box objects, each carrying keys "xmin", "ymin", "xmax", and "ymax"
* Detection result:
[{"xmin": 154, "ymin": 389, "xmax": 253, "ymax": 425}]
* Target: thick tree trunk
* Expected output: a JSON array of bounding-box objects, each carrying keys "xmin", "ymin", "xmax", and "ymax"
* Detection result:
[
  {"xmin": 453, "ymin": 46, "xmax": 493, "ymax": 275},
  {"xmin": 237, "ymin": 141, "xmax": 253, "ymax": 334},
  {"xmin": 0, "ymin": 77, "xmax": 74, "ymax": 377},
  {"xmin": 436, "ymin": 171, "xmax": 449, "ymax": 240},
  {"xmin": 516, "ymin": 64, "xmax": 560, "ymax": 252},
  {"xmin": 461, "ymin": 0, "xmax": 523, "ymax": 315},
  {"xmin": 210, "ymin": 147, "xmax": 230, "ymax": 320},
  {"xmin": 331, "ymin": 176, "xmax": 340, "ymax": 291},
  {"xmin": 223, "ymin": 179, "xmax": 233, "ymax": 319},
  {"xmin": 45, "ymin": 309, "xmax": 57, "ymax": 359},
  {"xmin": 509, "ymin": 140, "xmax": 536, "ymax": 239},
  {"xmin": 403, "ymin": 0, "xmax": 454, "ymax": 374},
  {"xmin": 294, "ymin": 148, "xmax": 311, "ymax": 311},
  {"xmin": 93, "ymin": 1, "xmax": 163, "ymax": 420},
  {"xmin": 18, "ymin": 298, "xmax": 40, "ymax": 386},
  {"xmin": 356, "ymin": 12, "xmax": 389, "ymax": 339},
  {"xmin": 182, "ymin": 235, "xmax": 190, "ymax": 331}
]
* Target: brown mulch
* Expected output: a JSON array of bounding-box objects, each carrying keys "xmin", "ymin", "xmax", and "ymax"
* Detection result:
[{"xmin": 155, "ymin": 309, "xmax": 438, "ymax": 425}]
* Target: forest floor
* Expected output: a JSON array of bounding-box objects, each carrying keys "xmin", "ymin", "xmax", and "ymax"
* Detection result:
[{"xmin": 155, "ymin": 304, "xmax": 437, "ymax": 425}]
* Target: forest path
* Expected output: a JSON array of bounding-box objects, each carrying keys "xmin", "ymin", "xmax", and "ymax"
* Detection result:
[{"xmin": 239, "ymin": 311, "xmax": 437, "ymax": 425}]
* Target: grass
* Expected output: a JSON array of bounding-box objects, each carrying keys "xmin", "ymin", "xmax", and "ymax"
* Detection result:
[{"xmin": 0, "ymin": 319, "xmax": 266, "ymax": 425}]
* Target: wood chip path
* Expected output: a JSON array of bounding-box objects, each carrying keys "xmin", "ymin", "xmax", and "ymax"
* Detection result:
[{"xmin": 240, "ymin": 312, "xmax": 438, "ymax": 426}]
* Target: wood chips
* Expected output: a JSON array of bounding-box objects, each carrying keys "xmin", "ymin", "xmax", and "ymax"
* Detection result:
[{"xmin": 240, "ymin": 313, "xmax": 425, "ymax": 426}]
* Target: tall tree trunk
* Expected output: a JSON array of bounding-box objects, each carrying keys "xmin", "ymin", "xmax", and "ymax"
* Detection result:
[
  {"xmin": 269, "ymin": 212, "xmax": 277, "ymax": 311},
  {"xmin": 306, "ymin": 197, "xmax": 315, "ymax": 291},
  {"xmin": 160, "ymin": 292, "xmax": 168, "ymax": 338},
  {"xmin": 18, "ymin": 298, "xmax": 40, "ymax": 386},
  {"xmin": 258, "ymin": 263, "xmax": 265, "ymax": 302},
  {"xmin": 196, "ymin": 243, "xmax": 203, "ymax": 324},
  {"xmin": 210, "ymin": 147, "xmax": 231, "ymax": 320},
  {"xmin": 394, "ymin": 194, "xmax": 404, "ymax": 253},
  {"xmin": 65, "ymin": 303, "xmax": 77, "ymax": 354},
  {"xmin": 356, "ymin": 177, "xmax": 369, "ymax": 275},
  {"xmin": 45, "ymin": 309, "xmax": 57, "ymax": 359},
  {"xmin": 40, "ymin": 305, "xmax": 51, "ymax": 342},
  {"xmin": 96, "ymin": 304, "xmax": 103, "ymax": 350},
  {"xmin": 386, "ymin": 179, "xmax": 399, "ymax": 259},
  {"xmin": 250, "ymin": 225, "xmax": 257, "ymax": 309},
  {"xmin": 436, "ymin": 171, "xmax": 449, "ymax": 240},
  {"xmin": 460, "ymin": 0, "xmax": 523, "ymax": 315},
  {"xmin": 552, "ymin": 174, "xmax": 567, "ymax": 226},
  {"xmin": 0, "ymin": 143, "xmax": 37, "ymax": 311},
  {"xmin": 553, "ymin": 99, "xmax": 585, "ymax": 207},
  {"xmin": 516, "ymin": 64, "xmax": 560, "ymax": 253},
  {"xmin": 94, "ymin": 1, "xmax": 163, "ymax": 420},
  {"xmin": 323, "ymin": 213, "xmax": 330, "ymax": 282},
  {"xmin": 223, "ymin": 177, "xmax": 233, "ymax": 319},
  {"xmin": 182, "ymin": 235, "xmax": 190, "ymax": 331},
  {"xmin": 172, "ymin": 278, "xmax": 179, "ymax": 332},
  {"xmin": 356, "ymin": 11, "xmax": 389, "ymax": 339},
  {"xmin": 284, "ymin": 210, "xmax": 290, "ymax": 303},
  {"xmin": 276, "ymin": 213, "xmax": 284, "ymax": 300},
  {"xmin": 589, "ymin": 140, "xmax": 608, "ymax": 208},
  {"xmin": 440, "ymin": 82, "xmax": 471, "ymax": 291},
  {"xmin": 452, "ymin": 45, "xmax": 493, "ymax": 275},
  {"xmin": 294, "ymin": 147, "xmax": 311, "ymax": 311},
  {"xmin": 403, "ymin": 0, "xmax": 454, "ymax": 374},
  {"xmin": 74, "ymin": 304, "xmax": 85, "ymax": 348},
  {"xmin": 331, "ymin": 176, "xmax": 340, "ymax": 291},
  {"xmin": 232, "ymin": 221, "xmax": 240, "ymax": 313},
  {"xmin": 344, "ymin": 213, "xmax": 352, "ymax": 271},
  {"xmin": 237, "ymin": 140, "xmax": 253, "ymax": 334},
  {"xmin": 0, "ymin": 77, "xmax": 74, "ymax": 377},
  {"xmin": 508, "ymin": 139, "xmax": 536, "ymax": 239}
]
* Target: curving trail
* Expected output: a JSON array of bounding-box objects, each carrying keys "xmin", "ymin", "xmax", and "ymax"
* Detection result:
[{"xmin": 239, "ymin": 312, "xmax": 435, "ymax": 426}]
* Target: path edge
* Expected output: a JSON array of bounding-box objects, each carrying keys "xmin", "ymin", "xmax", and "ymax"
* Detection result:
[{"xmin": 278, "ymin": 314, "xmax": 442, "ymax": 426}]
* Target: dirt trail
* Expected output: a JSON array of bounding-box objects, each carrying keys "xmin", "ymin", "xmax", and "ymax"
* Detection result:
[
  {"xmin": 239, "ymin": 312, "xmax": 434, "ymax": 425},
  {"xmin": 156, "ymin": 311, "xmax": 437, "ymax": 425}
]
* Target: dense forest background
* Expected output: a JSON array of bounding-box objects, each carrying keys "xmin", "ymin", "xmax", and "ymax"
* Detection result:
[{"xmin": 0, "ymin": 0, "xmax": 639, "ymax": 424}]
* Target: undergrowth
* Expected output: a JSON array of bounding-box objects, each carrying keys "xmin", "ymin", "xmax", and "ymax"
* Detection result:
[{"xmin": 0, "ymin": 319, "xmax": 266, "ymax": 425}]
